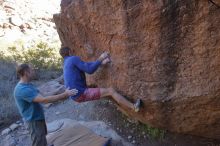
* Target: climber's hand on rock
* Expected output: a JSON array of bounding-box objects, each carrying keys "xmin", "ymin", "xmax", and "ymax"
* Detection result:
[
  {"xmin": 102, "ymin": 57, "xmax": 111, "ymax": 65},
  {"xmin": 98, "ymin": 52, "xmax": 109, "ymax": 61}
]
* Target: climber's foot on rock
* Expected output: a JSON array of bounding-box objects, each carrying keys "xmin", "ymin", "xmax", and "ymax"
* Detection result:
[{"xmin": 134, "ymin": 98, "xmax": 141, "ymax": 112}]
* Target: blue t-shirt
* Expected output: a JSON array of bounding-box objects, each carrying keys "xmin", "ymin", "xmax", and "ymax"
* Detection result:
[
  {"xmin": 63, "ymin": 56, "xmax": 101, "ymax": 100},
  {"xmin": 14, "ymin": 82, "xmax": 45, "ymax": 121}
]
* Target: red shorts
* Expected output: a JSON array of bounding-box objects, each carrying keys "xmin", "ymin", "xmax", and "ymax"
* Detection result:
[{"xmin": 75, "ymin": 88, "xmax": 101, "ymax": 103}]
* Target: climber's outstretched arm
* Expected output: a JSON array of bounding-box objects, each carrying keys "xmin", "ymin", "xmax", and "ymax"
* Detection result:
[
  {"xmin": 74, "ymin": 52, "xmax": 109, "ymax": 74},
  {"xmin": 74, "ymin": 57, "xmax": 101, "ymax": 74}
]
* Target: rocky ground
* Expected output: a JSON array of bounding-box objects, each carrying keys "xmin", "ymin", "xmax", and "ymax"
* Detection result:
[{"xmin": 0, "ymin": 0, "xmax": 61, "ymax": 50}]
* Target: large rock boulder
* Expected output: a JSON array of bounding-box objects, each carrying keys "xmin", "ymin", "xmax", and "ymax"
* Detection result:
[{"xmin": 53, "ymin": 0, "xmax": 220, "ymax": 139}]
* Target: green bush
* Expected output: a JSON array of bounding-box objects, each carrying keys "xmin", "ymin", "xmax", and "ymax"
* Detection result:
[
  {"xmin": 0, "ymin": 60, "xmax": 20, "ymax": 127},
  {"xmin": 141, "ymin": 123, "xmax": 165, "ymax": 140},
  {"xmin": 7, "ymin": 42, "xmax": 62, "ymax": 70}
]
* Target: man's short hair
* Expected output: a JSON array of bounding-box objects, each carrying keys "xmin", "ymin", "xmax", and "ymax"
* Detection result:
[
  {"xmin": 16, "ymin": 64, "xmax": 30, "ymax": 77},
  {"xmin": 59, "ymin": 47, "xmax": 71, "ymax": 58}
]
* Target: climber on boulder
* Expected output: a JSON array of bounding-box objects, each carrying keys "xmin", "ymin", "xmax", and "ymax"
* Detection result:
[{"xmin": 60, "ymin": 46, "xmax": 141, "ymax": 112}]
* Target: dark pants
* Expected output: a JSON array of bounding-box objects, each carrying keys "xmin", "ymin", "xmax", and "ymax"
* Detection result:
[{"xmin": 27, "ymin": 119, "xmax": 47, "ymax": 146}]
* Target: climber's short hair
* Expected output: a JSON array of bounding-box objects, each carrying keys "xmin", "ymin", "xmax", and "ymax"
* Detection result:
[
  {"xmin": 59, "ymin": 46, "xmax": 71, "ymax": 58},
  {"xmin": 16, "ymin": 63, "xmax": 30, "ymax": 77}
]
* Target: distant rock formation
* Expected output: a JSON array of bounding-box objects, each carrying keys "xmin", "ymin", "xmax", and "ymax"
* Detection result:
[
  {"xmin": 54, "ymin": 0, "xmax": 220, "ymax": 139},
  {"xmin": 0, "ymin": 0, "xmax": 60, "ymax": 47}
]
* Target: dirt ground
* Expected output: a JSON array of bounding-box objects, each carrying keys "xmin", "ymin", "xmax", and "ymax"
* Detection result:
[
  {"xmin": 44, "ymin": 99, "xmax": 220, "ymax": 146},
  {"xmin": 1, "ymin": 97, "xmax": 220, "ymax": 146}
]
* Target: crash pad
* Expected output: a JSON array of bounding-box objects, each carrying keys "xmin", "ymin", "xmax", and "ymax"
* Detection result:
[{"xmin": 47, "ymin": 124, "xmax": 111, "ymax": 146}]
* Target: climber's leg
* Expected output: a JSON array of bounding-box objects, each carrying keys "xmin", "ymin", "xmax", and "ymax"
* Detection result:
[
  {"xmin": 100, "ymin": 88, "xmax": 141, "ymax": 112},
  {"xmin": 74, "ymin": 88, "xmax": 101, "ymax": 102},
  {"xmin": 74, "ymin": 88, "xmax": 141, "ymax": 112}
]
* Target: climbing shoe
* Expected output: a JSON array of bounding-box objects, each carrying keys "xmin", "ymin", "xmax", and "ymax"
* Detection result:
[{"xmin": 134, "ymin": 98, "xmax": 141, "ymax": 112}]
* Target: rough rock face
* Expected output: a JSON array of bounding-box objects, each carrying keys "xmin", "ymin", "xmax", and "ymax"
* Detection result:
[{"xmin": 53, "ymin": 0, "xmax": 220, "ymax": 139}]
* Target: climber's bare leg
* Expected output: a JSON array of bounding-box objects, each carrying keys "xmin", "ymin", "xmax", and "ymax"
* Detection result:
[{"xmin": 100, "ymin": 88, "xmax": 134, "ymax": 110}]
